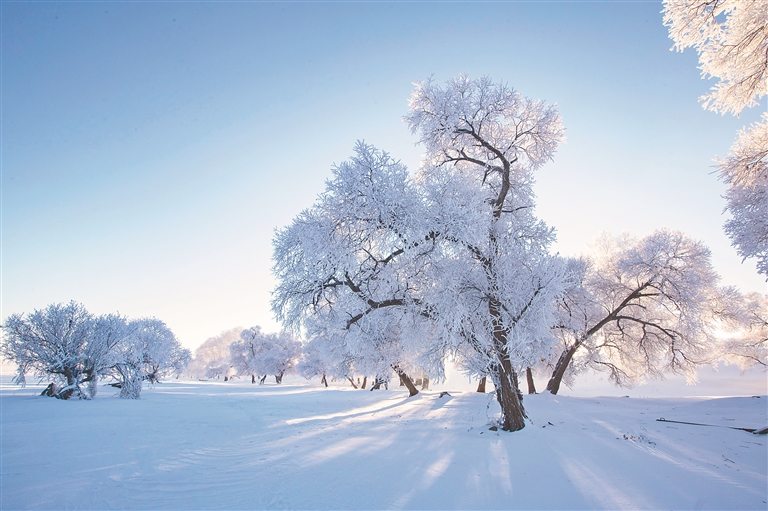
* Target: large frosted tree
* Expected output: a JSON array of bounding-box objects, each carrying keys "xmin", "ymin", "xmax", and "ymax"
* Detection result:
[
  {"xmin": 274, "ymin": 76, "xmax": 567, "ymax": 431},
  {"xmin": 404, "ymin": 75, "xmax": 566, "ymax": 430}
]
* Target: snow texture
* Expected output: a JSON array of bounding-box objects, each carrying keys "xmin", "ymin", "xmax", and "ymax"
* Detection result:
[{"xmin": 2, "ymin": 377, "xmax": 765, "ymax": 510}]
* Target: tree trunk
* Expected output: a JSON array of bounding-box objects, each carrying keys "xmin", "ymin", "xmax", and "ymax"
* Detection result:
[
  {"xmin": 361, "ymin": 376, "xmax": 367, "ymax": 389},
  {"xmin": 259, "ymin": 375, "xmax": 267, "ymax": 384},
  {"xmin": 421, "ymin": 375, "xmax": 430, "ymax": 391},
  {"xmin": 395, "ymin": 368, "xmax": 419, "ymax": 397},
  {"xmin": 321, "ymin": 373, "xmax": 328, "ymax": 387},
  {"xmin": 275, "ymin": 373, "xmax": 283, "ymax": 384},
  {"xmin": 492, "ymin": 360, "xmax": 526, "ymax": 431},
  {"xmin": 526, "ymin": 367, "xmax": 536, "ymax": 394},
  {"xmin": 252, "ymin": 374, "xmax": 256, "ymax": 384},
  {"xmin": 370, "ymin": 376, "xmax": 386, "ymax": 390},
  {"xmin": 476, "ymin": 376, "xmax": 487, "ymax": 393},
  {"xmin": 347, "ymin": 377, "xmax": 358, "ymax": 389},
  {"xmin": 545, "ymin": 345, "xmax": 579, "ymax": 395}
]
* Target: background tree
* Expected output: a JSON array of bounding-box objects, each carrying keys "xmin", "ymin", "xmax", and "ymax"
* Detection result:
[
  {"xmin": 112, "ymin": 318, "xmax": 190, "ymax": 398},
  {"xmin": 233, "ymin": 328, "xmax": 302, "ymax": 383},
  {"xmin": 722, "ymin": 291, "xmax": 768, "ymax": 368},
  {"xmin": 186, "ymin": 328, "xmax": 242, "ymax": 379},
  {"xmin": 663, "ymin": 0, "xmax": 768, "ymax": 278},
  {"xmin": 2, "ymin": 301, "xmax": 95, "ymax": 399},
  {"xmin": 546, "ymin": 230, "xmax": 729, "ymax": 394}
]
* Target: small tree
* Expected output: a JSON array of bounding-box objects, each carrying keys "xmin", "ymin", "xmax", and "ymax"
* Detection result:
[{"xmin": 112, "ymin": 318, "xmax": 189, "ymax": 398}]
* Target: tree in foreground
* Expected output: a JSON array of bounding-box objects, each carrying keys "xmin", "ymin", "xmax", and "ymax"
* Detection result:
[
  {"xmin": 404, "ymin": 76, "xmax": 566, "ymax": 430},
  {"xmin": 716, "ymin": 115, "xmax": 768, "ymax": 277},
  {"xmin": 274, "ymin": 76, "xmax": 566, "ymax": 431},
  {"xmin": 272, "ymin": 142, "xmax": 434, "ymax": 396},
  {"xmin": 663, "ymin": 0, "xmax": 768, "ymax": 278},
  {"xmin": 545, "ymin": 230, "xmax": 730, "ymax": 394}
]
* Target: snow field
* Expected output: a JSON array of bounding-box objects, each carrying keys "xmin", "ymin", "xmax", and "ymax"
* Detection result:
[{"xmin": 2, "ymin": 378, "xmax": 766, "ymax": 510}]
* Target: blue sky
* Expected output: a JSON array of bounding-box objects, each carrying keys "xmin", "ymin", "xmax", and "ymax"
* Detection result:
[{"xmin": 3, "ymin": 1, "xmax": 766, "ymax": 352}]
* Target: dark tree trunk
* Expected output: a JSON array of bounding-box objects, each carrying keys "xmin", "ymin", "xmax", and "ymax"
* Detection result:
[
  {"xmin": 259, "ymin": 375, "xmax": 267, "ymax": 384},
  {"xmin": 224, "ymin": 376, "xmax": 229, "ymax": 382},
  {"xmin": 421, "ymin": 375, "xmax": 430, "ymax": 391},
  {"xmin": 361, "ymin": 376, "xmax": 367, "ymax": 389},
  {"xmin": 492, "ymin": 360, "xmax": 526, "ymax": 431},
  {"xmin": 275, "ymin": 373, "xmax": 283, "ymax": 384},
  {"xmin": 526, "ymin": 367, "xmax": 537, "ymax": 394},
  {"xmin": 477, "ymin": 376, "xmax": 487, "ymax": 393},
  {"xmin": 546, "ymin": 345, "xmax": 579, "ymax": 395},
  {"xmin": 347, "ymin": 377, "xmax": 358, "ymax": 389},
  {"xmin": 321, "ymin": 373, "xmax": 328, "ymax": 387},
  {"xmin": 370, "ymin": 377, "xmax": 386, "ymax": 390},
  {"xmin": 395, "ymin": 368, "xmax": 419, "ymax": 397}
]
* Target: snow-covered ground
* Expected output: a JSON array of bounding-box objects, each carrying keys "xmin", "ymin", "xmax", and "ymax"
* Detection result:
[{"xmin": 2, "ymin": 377, "xmax": 766, "ymax": 510}]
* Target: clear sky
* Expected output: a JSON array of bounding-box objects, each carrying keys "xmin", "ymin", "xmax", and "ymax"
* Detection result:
[{"xmin": 3, "ymin": 0, "xmax": 766, "ymax": 353}]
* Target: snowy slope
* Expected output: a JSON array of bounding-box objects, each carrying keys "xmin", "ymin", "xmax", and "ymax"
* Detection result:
[{"xmin": 2, "ymin": 378, "xmax": 766, "ymax": 510}]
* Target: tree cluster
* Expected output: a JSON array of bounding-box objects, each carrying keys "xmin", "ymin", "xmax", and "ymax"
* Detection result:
[
  {"xmin": 271, "ymin": 75, "xmax": 765, "ymax": 432},
  {"xmin": 2, "ymin": 301, "xmax": 190, "ymax": 399},
  {"xmin": 187, "ymin": 326, "xmax": 302, "ymax": 384}
]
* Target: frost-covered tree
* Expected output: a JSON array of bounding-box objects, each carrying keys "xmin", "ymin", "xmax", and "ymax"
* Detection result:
[
  {"xmin": 296, "ymin": 337, "xmax": 333, "ymax": 387},
  {"xmin": 663, "ymin": 0, "xmax": 768, "ymax": 115},
  {"xmin": 716, "ymin": 115, "xmax": 768, "ymax": 277},
  {"xmin": 404, "ymin": 75, "xmax": 566, "ymax": 430},
  {"xmin": 663, "ymin": 0, "xmax": 768, "ymax": 277},
  {"xmin": 112, "ymin": 318, "xmax": 190, "ymax": 398},
  {"xmin": 722, "ymin": 291, "xmax": 768, "ymax": 368},
  {"xmin": 82, "ymin": 313, "xmax": 133, "ymax": 398},
  {"xmin": 274, "ymin": 76, "xmax": 566, "ymax": 431},
  {"xmin": 232, "ymin": 327, "xmax": 301, "ymax": 383},
  {"xmin": 2, "ymin": 302, "xmax": 96, "ymax": 399},
  {"xmin": 273, "ymin": 141, "xmax": 436, "ymax": 397},
  {"xmin": 546, "ymin": 230, "xmax": 728, "ymax": 394},
  {"xmin": 2, "ymin": 302, "xmax": 184, "ymax": 399},
  {"xmin": 186, "ymin": 328, "xmax": 242, "ymax": 379}
]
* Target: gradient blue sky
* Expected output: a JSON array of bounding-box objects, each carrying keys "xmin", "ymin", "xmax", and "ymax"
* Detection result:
[{"xmin": 4, "ymin": 0, "xmax": 766, "ymax": 352}]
